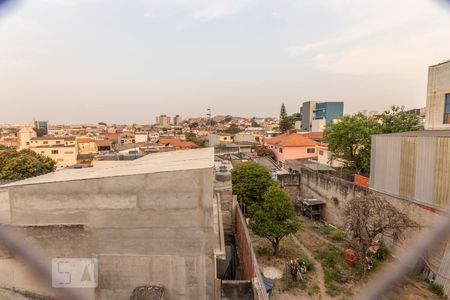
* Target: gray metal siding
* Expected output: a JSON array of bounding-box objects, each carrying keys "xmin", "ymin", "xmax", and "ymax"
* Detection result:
[
  {"xmin": 371, "ymin": 135, "xmax": 401, "ymax": 195},
  {"xmin": 415, "ymin": 137, "xmax": 436, "ymax": 205}
]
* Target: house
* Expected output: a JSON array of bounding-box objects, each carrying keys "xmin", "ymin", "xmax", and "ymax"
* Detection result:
[
  {"xmin": 135, "ymin": 132, "xmax": 149, "ymax": 143},
  {"xmin": 95, "ymin": 139, "xmax": 112, "ymax": 152},
  {"xmin": 207, "ymin": 133, "xmax": 234, "ymax": 147},
  {"xmin": 265, "ymin": 132, "xmax": 318, "ymax": 165},
  {"xmin": 77, "ymin": 138, "xmax": 97, "ymax": 154},
  {"xmin": 119, "ymin": 132, "xmax": 135, "ymax": 145},
  {"xmin": 317, "ymin": 142, "xmax": 344, "ymax": 168},
  {"xmin": 158, "ymin": 138, "xmax": 199, "ymax": 150},
  {"xmin": 28, "ymin": 136, "xmax": 78, "ymax": 168}
]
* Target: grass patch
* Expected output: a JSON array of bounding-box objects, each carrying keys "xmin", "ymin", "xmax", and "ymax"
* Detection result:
[
  {"xmin": 330, "ymin": 229, "xmax": 344, "ymax": 241},
  {"xmin": 314, "ymin": 223, "xmax": 345, "ymax": 241},
  {"xmin": 314, "ymin": 244, "xmax": 354, "ymax": 296},
  {"xmin": 427, "ymin": 280, "xmax": 445, "ymax": 298},
  {"xmin": 308, "ymin": 284, "xmax": 320, "ymax": 296},
  {"xmin": 257, "ymin": 246, "xmax": 272, "ymax": 256}
]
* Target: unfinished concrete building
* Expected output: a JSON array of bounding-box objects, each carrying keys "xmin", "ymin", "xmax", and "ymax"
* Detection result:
[{"xmin": 0, "ymin": 148, "xmax": 269, "ymax": 300}]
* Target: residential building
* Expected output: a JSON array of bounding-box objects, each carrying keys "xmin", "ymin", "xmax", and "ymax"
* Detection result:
[
  {"xmin": 95, "ymin": 139, "xmax": 112, "ymax": 152},
  {"xmin": 29, "ymin": 136, "xmax": 78, "ymax": 167},
  {"xmin": 158, "ymin": 138, "xmax": 199, "ymax": 150},
  {"xmin": 134, "ymin": 132, "xmax": 149, "ymax": 143},
  {"xmin": 208, "ymin": 133, "xmax": 234, "ymax": 147},
  {"xmin": 173, "ymin": 115, "xmax": 182, "ymax": 126},
  {"xmin": 300, "ymin": 101, "xmax": 344, "ymax": 131},
  {"xmin": 425, "ymin": 60, "xmax": 450, "ymax": 130},
  {"xmin": 0, "ymin": 148, "xmax": 225, "ymax": 299},
  {"xmin": 17, "ymin": 126, "xmax": 37, "ymax": 150},
  {"xmin": 119, "ymin": 132, "xmax": 135, "ymax": 145},
  {"xmin": 77, "ymin": 138, "xmax": 97, "ymax": 154},
  {"xmin": 156, "ymin": 115, "xmax": 171, "ymax": 126},
  {"xmin": 317, "ymin": 142, "xmax": 344, "ymax": 168},
  {"xmin": 265, "ymin": 132, "xmax": 318, "ymax": 165}
]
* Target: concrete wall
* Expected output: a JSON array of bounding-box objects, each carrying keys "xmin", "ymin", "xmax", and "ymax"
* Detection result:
[
  {"xmin": 0, "ymin": 167, "xmax": 218, "ymax": 300},
  {"xmin": 425, "ymin": 61, "xmax": 450, "ymax": 130},
  {"xmin": 279, "ymin": 170, "xmax": 448, "ymax": 270}
]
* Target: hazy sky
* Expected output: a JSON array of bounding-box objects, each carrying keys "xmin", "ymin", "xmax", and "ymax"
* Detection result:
[{"xmin": 1, "ymin": 0, "xmax": 450, "ymax": 124}]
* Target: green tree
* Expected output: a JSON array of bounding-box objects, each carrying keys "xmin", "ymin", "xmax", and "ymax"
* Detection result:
[
  {"xmin": 224, "ymin": 123, "xmax": 242, "ymax": 134},
  {"xmin": 189, "ymin": 122, "xmax": 199, "ymax": 129},
  {"xmin": 377, "ymin": 105, "xmax": 421, "ymax": 133},
  {"xmin": 278, "ymin": 114, "xmax": 300, "ymax": 133},
  {"xmin": 249, "ymin": 184, "xmax": 302, "ymax": 255},
  {"xmin": 0, "ymin": 145, "xmax": 7, "ymax": 150},
  {"xmin": 232, "ymin": 162, "xmax": 274, "ymax": 210},
  {"xmin": 324, "ymin": 113, "xmax": 380, "ymax": 174},
  {"xmin": 324, "ymin": 106, "xmax": 422, "ymax": 174},
  {"xmin": 251, "ymin": 117, "xmax": 260, "ymax": 128},
  {"xmin": 280, "ymin": 103, "xmax": 288, "ymax": 121},
  {"xmin": 0, "ymin": 149, "xmax": 56, "ymax": 180},
  {"xmin": 186, "ymin": 132, "xmax": 205, "ymax": 147}
]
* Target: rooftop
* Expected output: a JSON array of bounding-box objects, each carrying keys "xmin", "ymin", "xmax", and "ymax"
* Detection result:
[
  {"xmin": 266, "ymin": 132, "xmax": 318, "ymax": 147},
  {"xmin": 373, "ymin": 130, "xmax": 450, "ymax": 137},
  {"xmin": 2, "ymin": 148, "xmax": 214, "ymax": 187}
]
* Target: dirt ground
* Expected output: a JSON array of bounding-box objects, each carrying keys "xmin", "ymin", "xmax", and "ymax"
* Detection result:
[{"xmin": 251, "ymin": 216, "xmax": 443, "ymax": 300}]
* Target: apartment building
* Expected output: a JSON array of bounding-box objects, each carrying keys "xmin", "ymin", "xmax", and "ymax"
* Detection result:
[
  {"xmin": 425, "ymin": 60, "xmax": 450, "ymax": 130},
  {"xmin": 29, "ymin": 136, "xmax": 78, "ymax": 167},
  {"xmin": 300, "ymin": 101, "xmax": 344, "ymax": 131}
]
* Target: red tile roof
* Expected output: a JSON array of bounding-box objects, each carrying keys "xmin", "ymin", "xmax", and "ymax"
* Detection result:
[
  {"xmin": 266, "ymin": 133, "xmax": 318, "ymax": 147},
  {"xmin": 158, "ymin": 138, "xmax": 199, "ymax": 149},
  {"xmin": 95, "ymin": 140, "xmax": 112, "ymax": 147}
]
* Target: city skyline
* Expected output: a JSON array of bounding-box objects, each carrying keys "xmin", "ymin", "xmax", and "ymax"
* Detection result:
[{"xmin": 1, "ymin": 0, "xmax": 450, "ymax": 123}]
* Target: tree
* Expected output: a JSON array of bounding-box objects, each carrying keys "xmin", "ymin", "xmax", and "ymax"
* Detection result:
[
  {"xmin": 279, "ymin": 114, "xmax": 300, "ymax": 133},
  {"xmin": 344, "ymin": 195, "xmax": 418, "ymax": 276},
  {"xmin": 251, "ymin": 117, "xmax": 260, "ymax": 128},
  {"xmin": 377, "ymin": 105, "xmax": 421, "ymax": 134},
  {"xmin": 0, "ymin": 145, "xmax": 7, "ymax": 150},
  {"xmin": 324, "ymin": 113, "xmax": 380, "ymax": 174},
  {"xmin": 224, "ymin": 123, "xmax": 242, "ymax": 134},
  {"xmin": 249, "ymin": 184, "xmax": 302, "ymax": 255},
  {"xmin": 255, "ymin": 146, "xmax": 276, "ymax": 160},
  {"xmin": 324, "ymin": 106, "xmax": 422, "ymax": 174},
  {"xmin": 189, "ymin": 122, "xmax": 199, "ymax": 129},
  {"xmin": 231, "ymin": 162, "xmax": 274, "ymax": 210},
  {"xmin": 98, "ymin": 122, "xmax": 107, "ymax": 126},
  {"xmin": 0, "ymin": 149, "xmax": 56, "ymax": 180},
  {"xmin": 186, "ymin": 132, "xmax": 205, "ymax": 147},
  {"xmin": 280, "ymin": 103, "xmax": 288, "ymax": 121}
]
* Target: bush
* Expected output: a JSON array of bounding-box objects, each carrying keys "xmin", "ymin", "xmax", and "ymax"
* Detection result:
[
  {"xmin": 0, "ymin": 149, "xmax": 56, "ymax": 180},
  {"xmin": 372, "ymin": 244, "xmax": 390, "ymax": 262},
  {"xmin": 330, "ymin": 229, "xmax": 344, "ymax": 241},
  {"xmin": 308, "ymin": 284, "xmax": 320, "ymax": 296},
  {"xmin": 428, "ymin": 281, "xmax": 445, "ymax": 297},
  {"xmin": 297, "ymin": 256, "xmax": 314, "ymax": 271}
]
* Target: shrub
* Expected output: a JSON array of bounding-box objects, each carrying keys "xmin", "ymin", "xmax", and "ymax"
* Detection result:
[
  {"xmin": 331, "ymin": 229, "xmax": 344, "ymax": 241},
  {"xmin": 297, "ymin": 256, "xmax": 314, "ymax": 271},
  {"xmin": 428, "ymin": 281, "xmax": 445, "ymax": 297}
]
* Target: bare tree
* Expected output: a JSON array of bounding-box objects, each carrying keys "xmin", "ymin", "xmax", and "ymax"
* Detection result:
[{"xmin": 344, "ymin": 195, "xmax": 418, "ymax": 275}]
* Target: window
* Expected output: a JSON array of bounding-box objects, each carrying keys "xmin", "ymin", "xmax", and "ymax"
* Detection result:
[
  {"xmin": 444, "ymin": 94, "xmax": 450, "ymax": 124},
  {"xmin": 279, "ymin": 148, "xmax": 283, "ymax": 153},
  {"xmin": 319, "ymin": 150, "xmax": 324, "ymax": 155},
  {"xmin": 43, "ymin": 141, "xmax": 48, "ymax": 144},
  {"xmin": 26, "ymin": 142, "xmax": 29, "ymax": 145},
  {"xmin": 307, "ymin": 148, "xmax": 315, "ymax": 154},
  {"xmin": 56, "ymin": 141, "xmax": 61, "ymax": 144},
  {"xmin": 51, "ymin": 150, "xmax": 59, "ymax": 154}
]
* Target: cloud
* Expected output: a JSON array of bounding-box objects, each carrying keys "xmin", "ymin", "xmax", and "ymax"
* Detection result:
[
  {"xmin": 141, "ymin": 0, "xmax": 259, "ymax": 21},
  {"xmin": 285, "ymin": 0, "xmax": 450, "ymax": 75}
]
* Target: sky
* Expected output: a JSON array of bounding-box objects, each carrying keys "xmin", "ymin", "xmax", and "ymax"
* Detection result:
[{"xmin": 1, "ymin": 0, "xmax": 450, "ymax": 124}]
